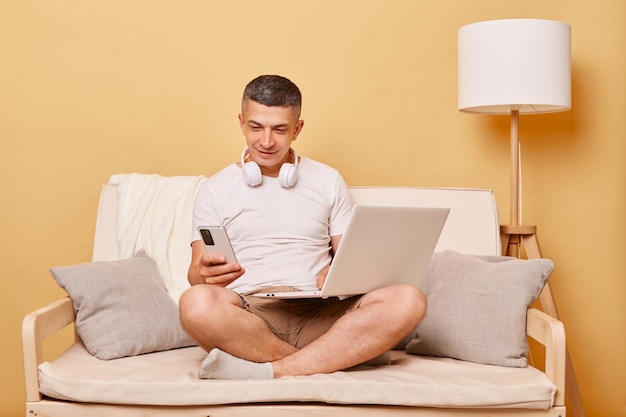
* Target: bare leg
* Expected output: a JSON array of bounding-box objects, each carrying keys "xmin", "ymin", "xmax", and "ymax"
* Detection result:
[
  {"xmin": 184, "ymin": 283, "xmax": 426, "ymax": 379},
  {"xmin": 271, "ymin": 284, "xmax": 426, "ymax": 377},
  {"xmin": 179, "ymin": 284, "xmax": 297, "ymax": 362}
]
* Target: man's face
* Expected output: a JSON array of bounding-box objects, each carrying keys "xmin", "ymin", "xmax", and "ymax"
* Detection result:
[{"xmin": 239, "ymin": 100, "xmax": 304, "ymax": 177}]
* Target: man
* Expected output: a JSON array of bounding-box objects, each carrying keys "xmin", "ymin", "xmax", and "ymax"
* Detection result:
[{"xmin": 179, "ymin": 75, "xmax": 426, "ymax": 379}]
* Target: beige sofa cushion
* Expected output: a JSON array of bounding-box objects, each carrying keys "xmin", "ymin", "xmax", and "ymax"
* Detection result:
[
  {"xmin": 39, "ymin": 343, "xmax": 556, "ymax": 409},
  {"xmin": 49, "ymin": 251, "xmax": 196, "ymax": 360},
  {"xmin": 406, "ymin": 251, "xmax": 553, "ymax": 367}
]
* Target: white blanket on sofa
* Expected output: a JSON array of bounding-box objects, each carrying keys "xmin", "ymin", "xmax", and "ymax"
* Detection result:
[{"xmin": 108, "ymin": 173, "xmax": 205, "ymax": 303}]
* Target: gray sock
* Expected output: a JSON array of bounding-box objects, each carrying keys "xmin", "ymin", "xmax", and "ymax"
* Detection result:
[{"xmin": 198, "ymin": 349, "xmax": 274, "ymax": 380}]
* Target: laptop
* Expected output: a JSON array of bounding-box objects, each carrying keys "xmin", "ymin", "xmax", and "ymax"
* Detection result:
[{"xmin": 253, "ymin": 204, "xmax": 449, "ymax": 299}]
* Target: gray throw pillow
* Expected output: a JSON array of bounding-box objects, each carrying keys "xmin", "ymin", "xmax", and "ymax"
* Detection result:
[
  {"xmin": 406, "ymin": 250, "xmax": 553, "ymax": 367},
  {"xmin": 50, "ymin": 251, "xmax": 196, "ymax": 360}
]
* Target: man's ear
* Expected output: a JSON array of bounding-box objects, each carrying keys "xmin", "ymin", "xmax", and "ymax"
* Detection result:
[
  {"xmin": 238, "ymin": 114, "xmax": 245, "ymax": 134},
  {"xmin": 293, "ymin": 119, "xmax": 304, "ymax": 140}
]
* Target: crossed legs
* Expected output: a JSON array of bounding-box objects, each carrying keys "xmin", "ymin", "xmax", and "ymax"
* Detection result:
[{"xmin": 178, "ymin": 283, "xmax": 426, "ymax": 379}]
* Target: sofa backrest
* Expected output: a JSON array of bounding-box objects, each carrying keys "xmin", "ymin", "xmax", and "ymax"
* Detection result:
[
  {"xmin": 349, "ymin": 187, "xmax": 500, "ymax": 256},
  {"xmin": 94, "ymin": 182, "xmax": 500, "ymax": 260},
  {"xmin": 92, "ymin": 175, "xmax": 500, "ymax": 301}
]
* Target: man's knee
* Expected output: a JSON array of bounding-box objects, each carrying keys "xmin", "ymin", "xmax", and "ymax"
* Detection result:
[
  {"xmin": 179, "ymin": 285, "xmax": 208, "ymax": 330},
  {"xmin": 403, "ymin": 284, "xmax": 427, "ymax": 323},
  {"xmin": 179, "ymin": 285, "xmax": 239, "ymax": 332},
  {"xmin": 371, "ymin": 284, "xmax": 427, "ymax": 328}
]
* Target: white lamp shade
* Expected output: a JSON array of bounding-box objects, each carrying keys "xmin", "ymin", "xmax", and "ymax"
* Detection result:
[{"xmin": 458, "ymin": 19, "xmax": 571, "ymax": 114}]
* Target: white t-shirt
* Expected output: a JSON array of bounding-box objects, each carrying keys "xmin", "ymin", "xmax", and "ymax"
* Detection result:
[{"xmin": 191, "ymin": 156, "xmax": 353, "ymax": 294}]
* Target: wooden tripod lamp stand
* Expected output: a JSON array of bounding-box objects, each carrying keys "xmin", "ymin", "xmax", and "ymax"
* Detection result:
[{"xmin": 458, "ymin": 19, "xmax": 585, "ymax": 417}]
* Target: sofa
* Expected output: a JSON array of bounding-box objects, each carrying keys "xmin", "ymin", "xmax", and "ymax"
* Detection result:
[{"xmin": 22, "ymin": 173, "xmax": 566, "ymax": 417}]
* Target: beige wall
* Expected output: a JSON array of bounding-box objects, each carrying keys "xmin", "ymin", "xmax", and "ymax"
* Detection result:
[{"xmin": 1, "ymin": 1, "xmax": 624, "ymax": 416}]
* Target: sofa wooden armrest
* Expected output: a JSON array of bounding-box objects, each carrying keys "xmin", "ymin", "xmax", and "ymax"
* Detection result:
[
  {"xmin": 526, "ymin": 307, "xmax": 566, "ymax": 406},
  {"xmin": 22, "ymin": 296, "xmax": 75, "ymax": 402}
]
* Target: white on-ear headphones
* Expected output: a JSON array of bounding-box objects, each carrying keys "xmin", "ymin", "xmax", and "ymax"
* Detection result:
[{"xmin": 241, "ymin": 148, "xmax": 299, "ymax": 188}]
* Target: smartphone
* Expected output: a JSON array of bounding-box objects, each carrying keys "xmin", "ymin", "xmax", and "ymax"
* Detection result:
[{"xmin": 197, "ymin": 226, "xmax": 238, "ymax": 264}]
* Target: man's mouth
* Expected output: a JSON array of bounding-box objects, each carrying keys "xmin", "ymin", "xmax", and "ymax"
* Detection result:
[{"xmin": 256, "ymin": 149, "xmax": 275, "ymax": 157}]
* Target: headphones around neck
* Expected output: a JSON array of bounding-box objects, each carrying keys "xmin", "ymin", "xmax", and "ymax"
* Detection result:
[{"xmin": 241, "ymin": 147, "xmax": 299, "ymax": 188}]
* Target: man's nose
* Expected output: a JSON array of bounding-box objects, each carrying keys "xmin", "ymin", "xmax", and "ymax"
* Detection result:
[{"xmin": 259, "ymin": 129, "xmax": 273, "ymax": 147}]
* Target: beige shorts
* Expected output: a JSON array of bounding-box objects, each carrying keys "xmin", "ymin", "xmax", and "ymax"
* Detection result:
[{"xmin": 240, "ymin": 286, "xmax": 363, "ymax": 349}]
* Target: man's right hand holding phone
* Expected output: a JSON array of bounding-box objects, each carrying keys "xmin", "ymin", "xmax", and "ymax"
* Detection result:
[
  {"xmin": 188, "ymin": 240, "xmax": 245, "ymax": 287},
  {"xmin": 198, "ymin": 251, "xmax": 245, "ymax": 286}
]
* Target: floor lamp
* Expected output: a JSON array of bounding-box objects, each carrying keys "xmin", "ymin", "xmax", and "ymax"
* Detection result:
[{"xmin": 458, "ymin": 19, "xmax": 585, "ymax": 417}]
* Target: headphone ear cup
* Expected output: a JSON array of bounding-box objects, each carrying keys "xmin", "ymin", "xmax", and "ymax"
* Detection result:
[
  {"xmin": 279, "ymin": 163, "xmax": 298, "ymax": 188},
  {"xmin": 242, "ymin": 161, "xmax": 263, "ymax": 187}
]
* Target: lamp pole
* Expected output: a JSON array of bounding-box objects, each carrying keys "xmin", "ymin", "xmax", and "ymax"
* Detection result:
[{"xmin": 510, "ymin": 108, "xmax": 520, "ymax": 227}]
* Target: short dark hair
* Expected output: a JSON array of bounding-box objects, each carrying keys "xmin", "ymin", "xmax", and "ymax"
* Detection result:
[{"xmin": 242, "ymin": 75, "xmax": 302, "ymax": 116}]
